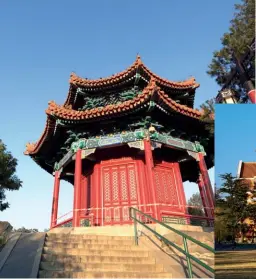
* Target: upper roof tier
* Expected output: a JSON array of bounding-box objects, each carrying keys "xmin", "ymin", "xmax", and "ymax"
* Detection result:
[
  {"xmin": 48, "ymin": 79, "xmax": 201, "ymax": 122},
  {"xmin": 64, "ymin": 55, "xmax": 200, "ymax": 108}
]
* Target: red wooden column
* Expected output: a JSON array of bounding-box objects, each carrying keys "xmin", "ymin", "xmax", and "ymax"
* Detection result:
[
  {"xmin": 197, "ymin": 174, "xmax": 210, "ymax": 218},
  {"xmin": 80, "ymin": 175, "xmax": 88, "ymax": 218},
  {"xmin": 73, "ymin": 149, "xmax": 82, "ymax": 227},
  {"xmin": 50, "ymin": 170, "xmax": 60, "ymax": 229},
  {"xmin": 143, "ymin": 139, "xmax": 159, "ymax": 220},
  {"xmin": 137, "ymin": 160, "xmax": 147, "ymax": 214},
  {"xmin": 93, "ymin": 164, "xmax": 101, "ymax": 226},
  {"xmin": 198, "ymin": 152, "xmax": 214, "ymax": 217}
]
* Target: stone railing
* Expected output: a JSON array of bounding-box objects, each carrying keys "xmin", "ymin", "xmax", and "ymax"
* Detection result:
[{"xmin": 0, "ymin": 221, "xmax": 13, "ymax": 248}]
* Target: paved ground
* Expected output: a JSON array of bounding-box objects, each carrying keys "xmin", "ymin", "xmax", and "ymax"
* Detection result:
[
  {"xmin": 0, "ymin": 233, "xmax": 45, "ymax": 278},
  {"xmin": 215, "ymin": 250, "xmax": 256, "ymax": 279}
]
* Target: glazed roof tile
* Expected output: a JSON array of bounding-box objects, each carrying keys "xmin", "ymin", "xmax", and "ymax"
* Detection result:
[
  {"xmin": 68, "ymin": 55, "xmax": 199, "ymax": 89},
  {"xmin": 25, "ymin": 79, "xmax": 201, "ymax": 156},
  {"xmin": 64, "ymin": 55, "xmax": 199, "ymax": 107},
  {"xmin": 47, "ymin": 79, "xmax": 201, "ymax": 121}
]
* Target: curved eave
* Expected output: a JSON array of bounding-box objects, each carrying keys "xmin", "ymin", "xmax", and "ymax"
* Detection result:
[
  {"xmin": 47, "ymin": 81, "xmax": 201, "ymax": 123},
  {"xmin": 140, "ymin": 63, "xmax": 200, "ymax": 91},
  {"xmin": 24, "ymin": 117, "xmax": 56, "ymax": 156},
  {"xmin": 25, "ymin": 80, "xmax": 202, "ymax": 157},
  {"xmin": 63, "ymin": 55, "xmax": 200, "ymax": 107}
]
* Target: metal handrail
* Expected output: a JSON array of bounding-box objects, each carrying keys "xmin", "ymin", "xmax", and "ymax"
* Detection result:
[
  {"xmin": 53, "ymin": 217, "xmax": 73, "ymax": 228},
  {"xmin": 129, "ymin": 207, "xmax": 214, "ymax": 278}
]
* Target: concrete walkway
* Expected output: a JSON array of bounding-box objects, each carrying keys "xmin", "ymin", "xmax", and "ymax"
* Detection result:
[{"xmin": 0, "ymin": 232, "xmax": 45, "ymax": 278}]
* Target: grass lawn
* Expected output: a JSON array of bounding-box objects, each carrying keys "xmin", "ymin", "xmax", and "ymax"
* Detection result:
[{"xmin": 215, "ymin": 250, "xmax": 256, "ymax": 279}]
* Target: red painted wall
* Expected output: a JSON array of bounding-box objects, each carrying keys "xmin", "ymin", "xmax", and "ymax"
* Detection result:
[{"xmin": 84, "ymin": 155, "xmax": 186, "ymax": 226}]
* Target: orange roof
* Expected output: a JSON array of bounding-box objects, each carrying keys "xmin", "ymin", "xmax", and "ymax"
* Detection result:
[
  {"xmin": 47, "ymin": 79, "xmax": 201, "ymax": 121},
  {"xmin": 64, "ymin": 55, "xmax": 199, "ymax": 106},
  {"xmin": 24, "ymin": 117, "xmax": 56, "ymax": 155},
  {"xmin": 25, "ymin": 80, "xmax": 201, "ymax": 156}
]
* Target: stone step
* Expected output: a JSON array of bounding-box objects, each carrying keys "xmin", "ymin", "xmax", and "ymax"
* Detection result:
[
  {"xmin": 38, "ymin": 270, "xmax": 172, "ymax": 278},
  {"xmin": 44, "ymin": 243, "xmax": 147, "ymax": 252},
  {"xmin": 43, "ymin": 247, "xmax": 149, "ymax": 257},
  {"xmin": 40, "ymin": 261, "xmax": 165, "ymax": 272},
  {"xmin": 41, "ymin": 253, "xmax": 156, "ymax": 264},
  {"xmin": 46, "ymin": 234, "xmax": 134, "ymax": 241},
  {"xmin": 44, "ymin": 241, "xmax": 141, "ymax": 250},
  {"xmin": 45, "ymin": 238, "xmax": 135, "ymax": 246}
]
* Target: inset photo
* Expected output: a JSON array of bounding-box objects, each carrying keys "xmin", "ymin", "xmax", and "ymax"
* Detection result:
[{"xmin": 215, "ymin": 105, "xmax": 256, "ymax": 278}]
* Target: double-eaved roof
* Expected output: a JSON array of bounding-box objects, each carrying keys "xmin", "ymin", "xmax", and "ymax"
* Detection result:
[{"xmin": 24, "ymin": 55, "xmax": 209, "ymax": 175}]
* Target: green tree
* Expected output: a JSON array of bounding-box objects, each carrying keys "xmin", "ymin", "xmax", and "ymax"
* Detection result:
[
  {"xmin": 215, "ymin": 205, "xmax": 233, "ymax": 243},
  {"xmin": 199, "ymin": 99, "xmax": 214, "ymax": 166},
  {"xmin": 245, "ymin": 204, "xmax": 256, "ymax": 242},
  {"xmin": 216, "ymin": 173, "xmax": 249, "ymax": 242},
  {"xmin": 207, "ymin": 0, "xmax": 255, "ymax": 97},
  {"xmin": 12, "ymin": 227, "xmax": 38, "ymax": 233},
  {"xmin": 187, "ymin": 193, "xmax": 204, "ymax": 216},
  {"xmin": 200, "ymin": 98, "xmax": 214, "ymax": 137},
  {"xmin": 0, "ymin": 140, "xmax": 22, "ymax": 211}
]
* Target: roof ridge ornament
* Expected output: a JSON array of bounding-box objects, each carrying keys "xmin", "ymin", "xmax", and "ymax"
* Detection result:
[{"xmin": 135, "ymin": 54, "xmax": 142, "ymax": 65}]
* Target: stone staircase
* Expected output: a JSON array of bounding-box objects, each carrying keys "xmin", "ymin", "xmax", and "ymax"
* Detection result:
[{"xmin": 38, "ymin": 233, "xmax": 173, "ymax": 278}]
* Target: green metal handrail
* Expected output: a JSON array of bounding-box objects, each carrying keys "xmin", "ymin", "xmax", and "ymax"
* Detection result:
[{"xmin": 129, "ymin": 207, "xmax": 214, "ymax": 278}]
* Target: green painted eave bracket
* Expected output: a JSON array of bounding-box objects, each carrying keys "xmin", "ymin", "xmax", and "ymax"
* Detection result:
[
  {"xmin": 55, "ymin": 130, "xmax": 205, "ymax": 171},
  {"xmin": 70, "ymin": 129, "xmax": 204, "ymax": 154}
]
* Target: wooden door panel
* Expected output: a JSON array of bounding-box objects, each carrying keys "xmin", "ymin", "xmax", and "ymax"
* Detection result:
[
  {"xmin": 101, "ymin": 160, "xmax": 139, "ymax": 225},
  {"xmin": 154, "ymin": 165, "xmax": 183, "ymax": 215}
]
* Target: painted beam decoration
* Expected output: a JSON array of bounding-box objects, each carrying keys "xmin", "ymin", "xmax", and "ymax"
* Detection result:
[
  {"xmin": 55, "ymin": 129, "xmax": 205, "ymax": 170},
  {"xmin": 70, "ymin": 130, "xmax": 204, "ymax": 153}
]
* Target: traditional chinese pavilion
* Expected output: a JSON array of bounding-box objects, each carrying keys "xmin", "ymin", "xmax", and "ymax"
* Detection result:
[{"xmin": 25, "ymin": 56, "xmax": 214, "ymax": 228}]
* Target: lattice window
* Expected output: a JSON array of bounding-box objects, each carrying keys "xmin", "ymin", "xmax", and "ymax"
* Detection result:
[
  {"xmin": 104, "ymin": 171, "xmax": 110, "ymax": 202},
  {"xmin": 120, "ymin": 169, "xmax": 128, "ymax": 201},
  {"xmin": 155, "ymin": 171, "xmax": 163, "ymax": 202},
  {"xmin": 129, "ymin": 168, "xmax": 137, "ymax": 201},
  {"xmin": 162, "ymin": 171, "xmax": 169, "ymax": 202},
  {"xmin": 166, "ymin": 170, "xmax": 178, "ymax": 204},
  {"xmin": 112, "ymin": 170, "xmax": 119, "ymax": 201}
]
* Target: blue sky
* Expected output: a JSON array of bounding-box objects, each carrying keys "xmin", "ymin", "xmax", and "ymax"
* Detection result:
[
  {"xmin": 0, "ymin": 0, "xmax": 238, "ymax": 231},
  {"xmin": 215, "ymin": 105, "xmax": 256, "ymax": 187}
]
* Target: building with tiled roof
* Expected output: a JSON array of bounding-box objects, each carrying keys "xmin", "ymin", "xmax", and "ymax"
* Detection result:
[
  {"xmin": 25, "ymin": 55, "xmax": 214, "ymax": 228},
  {"xmin": 236, "ymin": 161, "xmax": 256, "ymax": 242}
]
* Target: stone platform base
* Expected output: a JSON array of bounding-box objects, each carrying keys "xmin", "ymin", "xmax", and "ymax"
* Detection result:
[{"xmin": 49, "ymin": 223, "xmax": 213, "ymax": 237}]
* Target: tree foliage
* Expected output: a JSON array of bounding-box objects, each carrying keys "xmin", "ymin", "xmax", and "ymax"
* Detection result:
[
  {"xmin": 187, "ymin": 193, "xmax": 204, "ymax": 216},
  {"xmin": 200, "ymin": 98, "xmax": 214, "ymax": 137},
  {"xmin": 199, "ymin": 99, "xmax": 214, "ymax": 166},
  {"xmin": 207, "ymin": 0, "xmax": 255, "ymax": 96},
  {"xmin": 0, "ymin": 139, "xmax": 22, "ymax": 211},
  {"xmin": 215, "ymin": 173, "xmax": 256, "ymax": 243},
  {"xmin": 12, "ymin": 227, "xmax": 38, "ymax": 233}
]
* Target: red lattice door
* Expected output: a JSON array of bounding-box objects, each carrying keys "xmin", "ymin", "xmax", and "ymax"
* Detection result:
[
  {"xmin": 101, "ymin": 160, "xmax": 139, "ymax": 225},
  {"xmin": 154, "ymin": 164, "xmax": 184, "ymax": 216}
]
